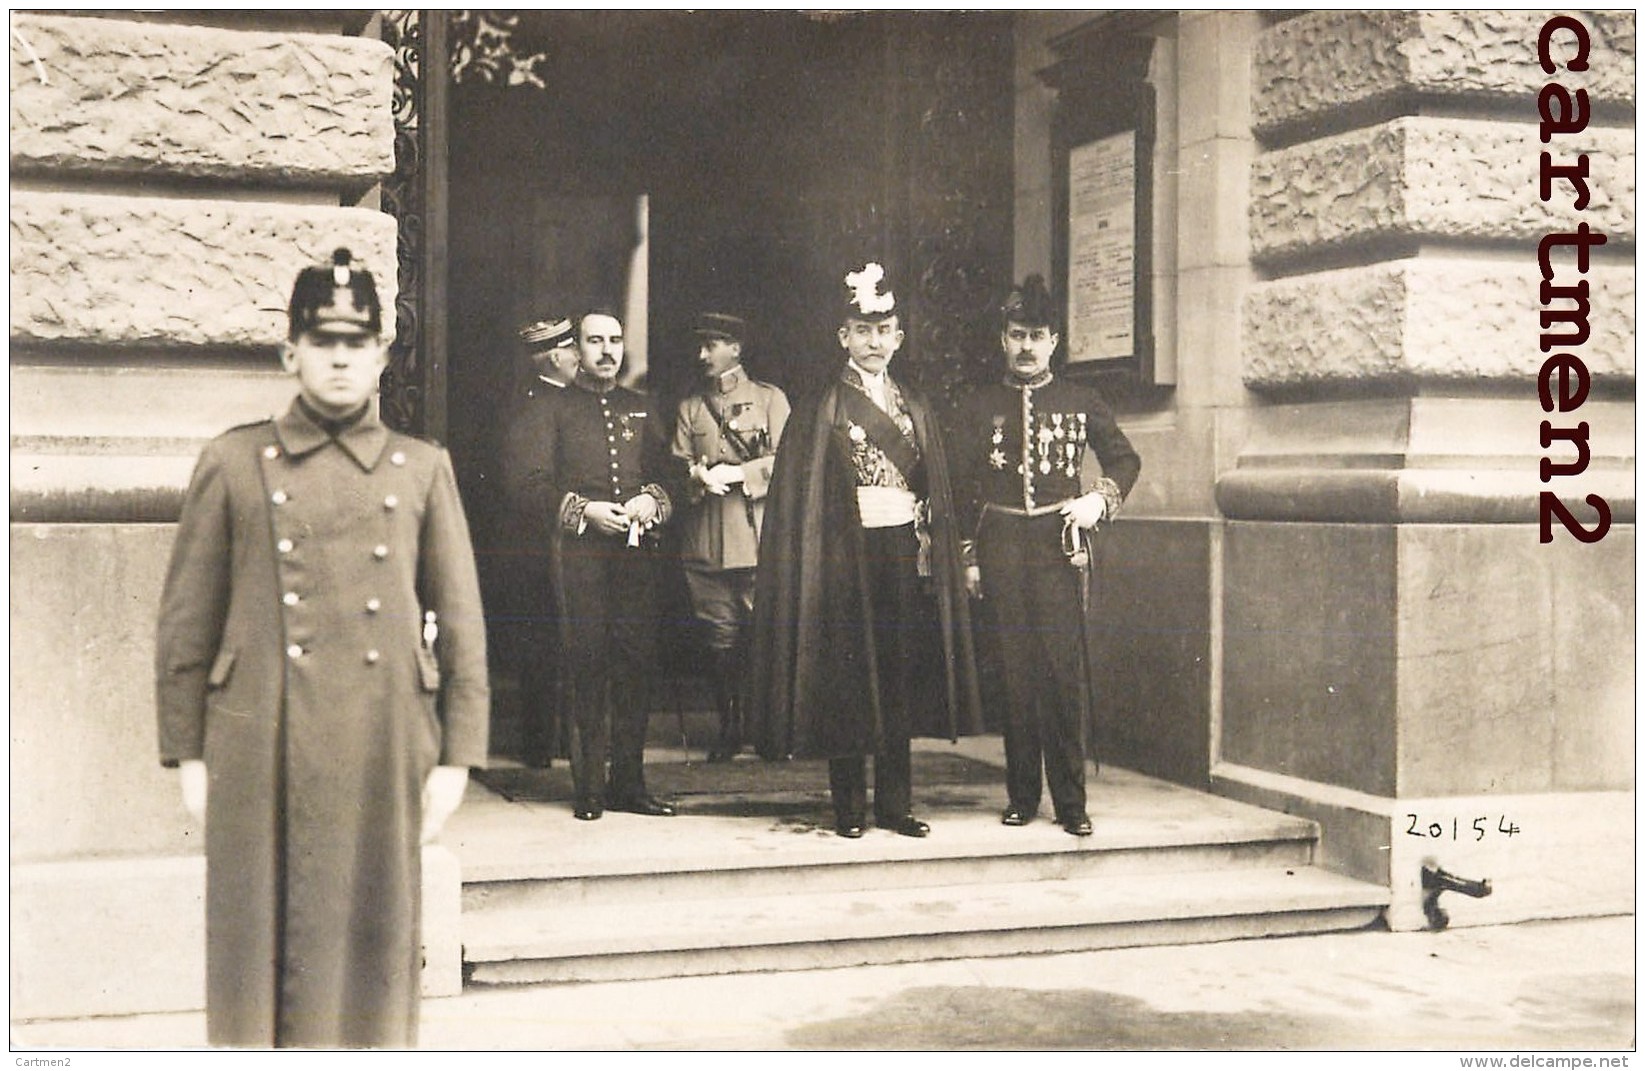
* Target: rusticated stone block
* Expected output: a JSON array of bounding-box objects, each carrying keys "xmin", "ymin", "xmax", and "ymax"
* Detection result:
[
  {"xmin": 1243, "ymin": 259, "xmax": 1634, "ymax": 387},
  {"xmin": 1252, "ymin": 117, "xmax": 1635, "ymax": 261},
  {"xmin": 10, "ymin": 191, "xmax": 397, "ymax": 347},
  {"xmin": 1254, "ymin": 10, "xmax": 1636, "ymax": 140},
  {"xmin": 9, "ymin": 13, "xmax": 394, "ymax": 183}
]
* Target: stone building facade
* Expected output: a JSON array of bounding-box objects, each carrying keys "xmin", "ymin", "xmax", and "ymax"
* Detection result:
[
  {"xmin": 9, "ymin": 11, "xmax": 418, "ymax": 1021},
  {"xmin": 1015, "ymin": 10, "xmax": 1633, "ymax": 932},
  {"xmin": 9, "ymin": 9, "xmax": 1635, "ymax": 1022}
]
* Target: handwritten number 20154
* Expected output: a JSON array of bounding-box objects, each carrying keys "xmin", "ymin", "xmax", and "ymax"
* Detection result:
[{"xmin": 1405, "ymin": 815, "xmax": 1521, "ymax": 841}]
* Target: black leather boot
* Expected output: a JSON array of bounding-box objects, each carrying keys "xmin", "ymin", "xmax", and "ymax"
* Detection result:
[{"xmin": 705, "ymin": 648, "xmax": 743, "ymax": 763}]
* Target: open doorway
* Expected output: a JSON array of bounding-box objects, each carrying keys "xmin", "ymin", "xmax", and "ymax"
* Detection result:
[{"xmin": 443, "ymin": 11, "xmax": 1013, "ymax": 756}]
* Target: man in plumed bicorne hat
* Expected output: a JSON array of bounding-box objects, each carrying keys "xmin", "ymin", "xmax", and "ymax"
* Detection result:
[
  {"xmin": 155, "ymin": 248, "xmax": 490, "ymax": 1047},
  {"xmin": 750, "ymin": 263, "xmax": 983, "ymax": 839}
]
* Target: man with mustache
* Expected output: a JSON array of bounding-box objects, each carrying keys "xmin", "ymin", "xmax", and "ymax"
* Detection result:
[
  {"xmin": 951, "ymin": 274, "xmax": 1140, "ymax": 837},
  {"xmin": 498, "ymin": 316, "xmax": 580, "ymax": 768},
  {"xmin": 670, "ymin": 312, "xmax": 790, "ymax": 762},
  {"xmin": 515, "ymin": 307, "xmax": 680, "ymax": 820},
  {"xmin": 751, "ymin": 262, "xmax": 983, "ymax": 839}
]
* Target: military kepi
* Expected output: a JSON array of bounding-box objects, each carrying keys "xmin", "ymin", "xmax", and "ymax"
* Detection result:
[
  {"xmin": 842, "ymin": 261, "xmax": 896, "ymax": 321},
  {"xmin": 519, "ymin": 316, "xmax": 575, "ymax": 352},
  {"xmin": 692, "ymin": 311, "xmax": 746, "ymax": 344},
  {"xmin": 289, "ymin": 248, "xmax": 382, "ymax": 339}
]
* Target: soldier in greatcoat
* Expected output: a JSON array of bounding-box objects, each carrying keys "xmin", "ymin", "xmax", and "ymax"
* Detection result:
[
  {"xmin": 951, "ymin": 274, "xmax": 1140, "ymax": 836},
  {"xmin": 670, "ymin": 312, "xmax": 790, "ymax": 761},
  {"xmin": 155, "ymin": 249, "xmax": 489, "ymax": 1047}
]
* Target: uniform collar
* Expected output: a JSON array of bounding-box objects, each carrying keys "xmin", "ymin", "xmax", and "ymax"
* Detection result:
[
  {"xmin": 573, "ymin": 369, "xmax": 619, "ymax": 395},
  {"xmin": 1006, "ymin": 369, "xmax": 1053, "ymax": 390},
  {"xmin": 538, "ymin": 374, "xmax": 570, "ymax": 388},
  {"xmin": 274, "ymin": 397, "xmax": 389, "ymax": 470},
  {"xmin": 709, "ymin": 364, "xmax": 746, "ymax": 394}
]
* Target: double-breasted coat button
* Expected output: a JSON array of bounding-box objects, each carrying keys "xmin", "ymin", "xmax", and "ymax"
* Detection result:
[
  {"xmin": 373, "ymin": 545, "xmax": 389, "ymax": 560},
  {"xmin": 277, "ymin": 538, "xmax": 294, "ymax": 554},
  {"xmin": 282, "ymin": 592, "xmax": 300, "ymax": 607},
  {"xmin": 365, "ymin": 597, "xmax": 382, "ymax": 613},
  {"xmin": 390, "ymin": 451, "xmax": 406, "ymax": 466},
  {"xmin": 286, "ymin": 644, "xmax": 303, "ymax": 659},
  {"xmin": 263, "ymin": 445, "xmax": 280, "ymax": 460},
  {"xmin": 270, "ymin": 490, "xmax": 288, "ymax": 505},
  {"xmin": 383, "ymin": 494, "xmax": 399, "ymax": 510},
  {"xmin": 365, "ymin": 649, "xmax": 380, "ymax": 665}
]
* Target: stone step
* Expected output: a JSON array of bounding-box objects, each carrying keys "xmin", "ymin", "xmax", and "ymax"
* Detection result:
[
  {"xmin": 460, "ymin": 815, "xmax": 1318, "ymax": 913},
  {"xmin": 464, "ymin": 865, "xmax": 1388, "ymax": 986}
]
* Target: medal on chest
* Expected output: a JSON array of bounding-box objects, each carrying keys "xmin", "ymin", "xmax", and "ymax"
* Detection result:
[{"xmin": 988, "ymin": 413, "xmax": 1008, "ymax": 470}]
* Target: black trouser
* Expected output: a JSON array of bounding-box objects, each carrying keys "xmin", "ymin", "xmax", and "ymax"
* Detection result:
[
  {"xmin": 829, "ymin": 523, "xmax": 918, "ymax": 826},
  {"xmin": 977, "ymin": 509, "xmax": 1090, "ymax": 821},
  {"xmin": 516, "ymin": 607, "xmax": 563, "ymax": 763},
  {"xmin": 556, "ymin": 534, "xmax": 657, "ymax": 805}
]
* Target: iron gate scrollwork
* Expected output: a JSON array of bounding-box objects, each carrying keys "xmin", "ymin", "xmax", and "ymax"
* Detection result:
[
  {"xmin": 377, "ymin": 10, "xmax": 548, "ymax": 436},
  {"xmin": 377, "ymin": 11, "xmax": 1006, "ymax": 431},
  {"xmin": 379, "ymin": 10, "xmax": 424, "ymax": 434},
  {"xmin": 899, "ymin": 13, "xmax": 1014, "ymax": 417}
]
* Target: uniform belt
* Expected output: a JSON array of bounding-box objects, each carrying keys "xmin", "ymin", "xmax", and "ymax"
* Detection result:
[{"xmin": 982, "ymin": 500, "xmax": 1072, "ymax": 519}]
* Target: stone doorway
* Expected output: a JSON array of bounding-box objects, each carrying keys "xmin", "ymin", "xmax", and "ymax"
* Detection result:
[{"xmin": 394, "ymin": 11, "xmax": 1015, "ymax": 758}]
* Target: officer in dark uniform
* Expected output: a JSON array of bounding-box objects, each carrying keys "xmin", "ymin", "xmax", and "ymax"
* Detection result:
[
  {"xmin": 512, "ymin": 306, "xmax": 680, "ymax": 820},
  {"xmin": 155, "ymin": 248, "xmax": 489, "ymax": 1046},
  {"xmin": 499, "ymin": 316, "xmax": 579, "ymax": 767},
  {"xmin": 952, "ymin": 275, "xmax": 1141, "ymax": 836},
  {"xmin": 670, "ymin": 312, "xmax": 791, "ymax": 761}
]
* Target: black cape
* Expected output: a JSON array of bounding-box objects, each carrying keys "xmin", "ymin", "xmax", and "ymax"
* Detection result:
[{"xmin": 749, "ymin": 372, "xmax": 984, "ymax": 759}]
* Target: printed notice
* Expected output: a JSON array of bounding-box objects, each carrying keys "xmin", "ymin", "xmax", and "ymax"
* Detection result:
[{"xmin": 1067, "ymin": 132, "xmax": 1135, "ymax": 363}]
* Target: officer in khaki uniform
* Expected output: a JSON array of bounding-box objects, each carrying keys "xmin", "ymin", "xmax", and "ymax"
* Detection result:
[
  {"xmin": 671, "ymin": 312, "xmax": 790, "ymax": 761},
  {"xmin": 155, "ymin": 249, "xmax": 489, "ymax": 1047}
]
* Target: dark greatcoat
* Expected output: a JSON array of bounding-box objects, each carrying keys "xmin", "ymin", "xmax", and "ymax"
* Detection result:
[
  {"xmin": 496, "ymin": 375, "xmax": 574, "ymax": 761},
  {"xmin": 749, "ymin": 369, "xmax": 984, "ymax": 759},
  {"xmin": 155, "ymin": 400, "xmax": 490, "ymax": 1048}
]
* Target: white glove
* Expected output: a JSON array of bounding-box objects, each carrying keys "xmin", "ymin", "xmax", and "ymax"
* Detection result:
[
  {"xmin": 692, "ymin": 463, "xmax": 730, "ymax": 496},
  {"xmin": 705, "ymin": 463, "xmax": 745, "ymax": 487},
  {"xmin": 583, "ymin": 500, "xmax": 630, "ymax": 535},
  {"xmin": 1060, "ymin": 492, "xmax": 1107, "ymax": 529},
  {"xmin": 179, "ymin": 760, "xmax": 207, "ymax": 824},
  {"xmin": 421, "ymin": 765, "xmax": 470, "ymax": 844},
  {"xmin": 623, "ymin": 492, "xmax": 660, "ymax": 526}
]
